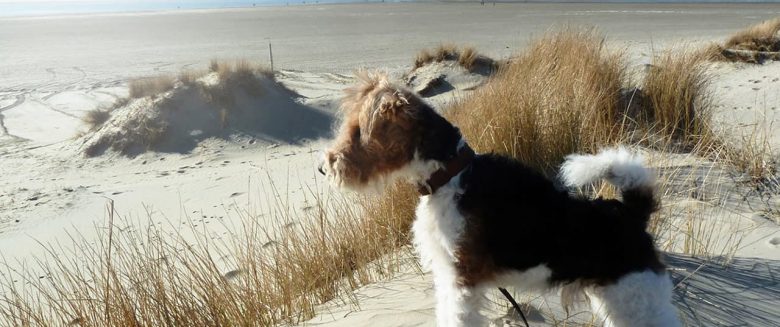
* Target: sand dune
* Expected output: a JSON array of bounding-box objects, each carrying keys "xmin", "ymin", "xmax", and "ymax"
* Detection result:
[{"xmin": 79, "ymin": 71, "xmax": 333, "ymax": 157}]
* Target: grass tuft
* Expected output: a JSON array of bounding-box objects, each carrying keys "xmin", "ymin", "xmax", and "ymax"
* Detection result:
[
  {"xmin": 82, "ymin": 108, "xmax": 111, "ymax": 130},
  {"xmin": 708, "ymin": 17, "xmax": 780, "ymax": 63},
  {"xmin": 199, "ymin": 59, "xmax": 272, "ymax": 127},
  {"xmin": 80, "ymin": 98, "xmax": 130, "ymax": 132},
  {"xmin": 413, "ymin": 44, "xmax": 494, "ymax": 72},
  {"xmin": 642, "ymin": 47, "xmax": 714, "ymax": 145},
  {"xmin": 457, "ymin": 46, "xmax": 479, "ymax": 71},
  {"xmin": 724, "ymin": 17, "xmax": 780, "ymax": 51},
  {"xmin": 128, "ymin": 75, "xmax": 176, "ymax": 98},
  {"xmin": 178, "ymin": 69, "xmax": 207, "ymax": 85},
  {"xmin": 448, "ymin": 27, "xmax": 627, "ymax": 173}
]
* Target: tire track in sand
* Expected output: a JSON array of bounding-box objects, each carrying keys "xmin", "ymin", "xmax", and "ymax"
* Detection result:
[{"xmin": 0, "ymin": 94, "xmax": 26, "ymax": 136}]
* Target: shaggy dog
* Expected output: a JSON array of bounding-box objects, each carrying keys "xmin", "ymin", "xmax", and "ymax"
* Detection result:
[{"xmin": 319, "ymin": 72, "xmax": 680, "ymax": 327}]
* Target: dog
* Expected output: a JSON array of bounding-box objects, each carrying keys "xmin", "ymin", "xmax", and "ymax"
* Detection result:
[{"xmin": 319, "ymin": 71, "xmax": 680, "ymax": 327}]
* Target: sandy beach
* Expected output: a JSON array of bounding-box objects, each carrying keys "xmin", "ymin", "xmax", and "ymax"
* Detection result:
[{"xmin": 1, "ymin": 2, "xmax": 780, "ymax": 326}]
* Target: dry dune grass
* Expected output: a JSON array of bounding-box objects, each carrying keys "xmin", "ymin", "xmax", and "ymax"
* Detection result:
[
  {"xmin": 200, "ymin": 59, "xmax": 271, "ymax": 127},
  {"xmin": 642, "ymin": 47, "xmax": 714, "ymax": 145},
  {"xmin": 128, "ymin": 75, "xmax": 176, "ymax": 98},
  {"xmin": 0, "ymin": 186, "xmax": 418, "ymax": 326},
  {"xmin": 709, "ymin": 17, "xmax": 780, "ymax": 63},
  {"xmin": 81, "ymin": 108, "xmax": 111, "ymax": 131},
  {"xmin": 724, "ymin": 17, "xmax": 780, "ymax": 51},
  {"xmin": 457, "ymin": 46, "xmax": 479, "ymax": 70},
  {"xmin": 414, "ymin": 44, "xmax": 494, "ymax": 72},
  {"xmin": 178, "ymin": 69, "xmax": 207, "ymax": 85},
  {"xmin": 203, "ymin": 60, "xmax": 271, "ymax": 100},
  {"xmin": 209, "ymin": 59, "xmax": 272, "ymax": 80},
  {"xmin": 80, "ymin": 98, "xmax": 130, "ymax": 131},
  {"xmin": 448, "ymin": 27, "xmax": 627, "ymax": 173},
  {"xmin": 2, "ymin": 27, "xmax": 775, "ymax": 326}
]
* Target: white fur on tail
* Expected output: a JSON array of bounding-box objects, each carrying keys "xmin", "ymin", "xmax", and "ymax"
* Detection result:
[{"xmin": 559, "ymin": 147, "xmax": 654, "ymax": 190}]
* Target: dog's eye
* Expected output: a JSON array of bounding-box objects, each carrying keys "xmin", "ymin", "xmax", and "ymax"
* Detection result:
[{"xmin": 352, "ymin": 127, "xmax": 361, "ymax": 139}]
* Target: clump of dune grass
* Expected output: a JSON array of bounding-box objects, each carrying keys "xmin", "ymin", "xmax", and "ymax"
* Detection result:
[
  {"xmin": 209, "ymin": 59, "xmax": 272, "ymax": 80},
  {"xmin": 82, "ymin": 108, "xmax": 111, "ymax": 131},
  {"xmin": 178, "ymin": 69, "xmax": 207, "ymax": 85},
  {"xmin": 201, "ymin": 59, "xmax": 272, "ymax": 102},
  {"xmin": 448, "ymin": 27, "xmax": 627, "ymax": 173},
  {"xmin": 414, "ymin": 44, "xmax": 496, "ymax": 72},
  {"xmin": 719, "ymin": 116, "xmax": 777, "ymax": 182},
  {"xmin": 128, "ymin": 75, "xmax": 176, "ymax": 98},
  {"xmin": 199, "ymin": 59, "xmax": 273, "ymax": 127},
  {"xmin": 80, "ymin": 97, "xmax": 131, "ymax": 132},
  {"xmin": 724, "ymin": 18, "xmax": 780, "ymax": 51},
  {"xmin": 642, "ymin": 41, "xmax": 776, "ymax": 181},
  {"xmin": 642, "ymin": 47, "xmax": 714, "ymax": 145},
  {"xmin": 209, "ymin": 58, "xmax": 221, "ymax": 72},
  {"xmin": 708, "ymin": 18, "xmax": 780, "ymax": 63},
  {"xmin": 0, "ymin": 178, "xmax": 419, "ymax": 326}
]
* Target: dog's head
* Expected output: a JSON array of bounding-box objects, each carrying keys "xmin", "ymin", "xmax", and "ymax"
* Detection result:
[{"xmin": 319, "ymin": 71, "xmax": 460, "ymax": 191}]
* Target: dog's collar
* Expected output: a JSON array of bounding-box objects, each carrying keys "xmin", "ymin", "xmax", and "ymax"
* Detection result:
[{"xmin": 417, "ymin": 142, "xmax": 475, "ymax": 196}]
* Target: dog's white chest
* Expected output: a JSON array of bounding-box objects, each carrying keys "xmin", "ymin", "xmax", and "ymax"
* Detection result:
[{"xmin": 411, "ymin": 181, "xmax": 466, "ymax": 270}]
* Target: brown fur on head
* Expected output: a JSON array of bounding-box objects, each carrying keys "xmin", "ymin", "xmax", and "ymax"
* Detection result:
[{"xmin": 321, "ymin": 71, "xmax": 452, "ymax": 190}]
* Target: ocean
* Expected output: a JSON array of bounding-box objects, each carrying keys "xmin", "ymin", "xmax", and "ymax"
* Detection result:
[
  {"xmin": 0, "ymin": 0, "xmax": 374, "ymax": 17},
  {"xmin": 2, "ymin": 0, "xmax": 779, "ymax": 18}
]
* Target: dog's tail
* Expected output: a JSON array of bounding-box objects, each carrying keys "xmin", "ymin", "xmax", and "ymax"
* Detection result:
[{"xmin": 559, "ymin": 147, "xmax": 658, "ymax": 221}]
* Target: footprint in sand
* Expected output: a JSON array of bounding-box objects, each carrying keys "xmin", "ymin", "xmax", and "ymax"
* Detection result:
[
  {"xmin": 769, "ymin": 237, "xmax": 780, "ymax": 248},
  {"xmin": 223, "ymin": 269, "xmax": 242, "ymax": 281},
  {"xmin": 262, "ymin": 241, "xmax": 277, "ymax": 249}
]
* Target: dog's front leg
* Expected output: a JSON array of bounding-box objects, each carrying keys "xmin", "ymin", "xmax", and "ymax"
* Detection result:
[
  {"xmin": 452, "ymin": 286, "xmax": 487, "ymax": 327},
  {"xmin": 434, "ymin": 274, "xmax": 487, "ymax": 327}
]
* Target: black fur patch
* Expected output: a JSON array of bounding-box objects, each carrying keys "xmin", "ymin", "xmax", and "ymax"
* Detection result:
[
  {"xmin": 415, "ymin": 103, "xmax": 462, "ymax": 163},
  {"xmin": 455, "ymin": 154, "xmax": 664, "ymax": 287}
]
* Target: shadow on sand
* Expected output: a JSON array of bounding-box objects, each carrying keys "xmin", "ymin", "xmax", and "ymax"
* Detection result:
[
  {"xmin": 83, "ymin": 76, "xmax": 334, "ymax": 157},
  {"xmin": 151, "ymin": 79, "xmax": 334, "ymax": 155},
  {"xmin": 666, "ymin": 254, "xmax": 780, "ymax": 326}
]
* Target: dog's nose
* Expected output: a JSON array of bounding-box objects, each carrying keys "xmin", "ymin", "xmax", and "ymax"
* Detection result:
[{"xmin": 317, "ymin": 162, "xmax": 326, "ymax": 176}]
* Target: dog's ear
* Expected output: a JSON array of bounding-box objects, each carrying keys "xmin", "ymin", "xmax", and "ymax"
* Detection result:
[
  {"xmin": 341, "ymin": 70, "xmax": 387, "ymax": 113},
  {"xmin": 378, "ymin": 92, "xmax": 410, "ymax": 117}
]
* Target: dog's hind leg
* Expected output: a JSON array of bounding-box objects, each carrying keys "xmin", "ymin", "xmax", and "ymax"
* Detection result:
[{"xmin": 589, "ymin": 270, "xmax": 681, "ymax": 327}]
